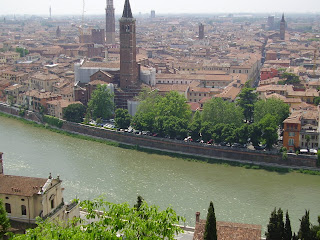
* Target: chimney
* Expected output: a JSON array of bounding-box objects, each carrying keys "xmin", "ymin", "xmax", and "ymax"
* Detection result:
[
  {"xmin": 195, "ymin": 211, "xmax": 200, "ymax": 223},
  {"xmin": 0, "ymin": 152, "xmax": 3, "ymax": 174}
]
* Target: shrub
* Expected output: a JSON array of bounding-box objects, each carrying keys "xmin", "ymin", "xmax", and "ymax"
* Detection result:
[{"xmin": 43, "ymin": 115, "xmax": 63, "ymax": 128}]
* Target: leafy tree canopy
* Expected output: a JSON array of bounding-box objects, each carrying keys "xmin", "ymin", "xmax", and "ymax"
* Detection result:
[
  {"xmin": 254, "ymin": 98, "xmax": 289, "ymax": 126},
  {"xmin": 15, "ymin": 47, "xmax": 29, "ymax": 57},
  {"xmin": 133, "ymin": 91, "xmax": 191, "ymax": 136},
  {"xmin": 0, "ymin": 199, "xmax": 10, "ymax": 239},
  {"xmin": 279, "ymin": 72, "xmax": 300, "ymax": 85},
  {"xmin": 11, "ymin": 197, "xmax": 184, "ymax": 240},
  {"xmin": 63, "ymin": 103, "xmax": 86, "ymax": 123},
  {"xmin": 114, "ymin": 108, "xmax": 131, "ymax": 129},
  {"xmin": 202, "ymin": 97, "xmax": 244, "ymax": 127},
  {"xmin": 87, "ymin": 84, "xmax": 114, "ymax": 120},
  {"xmin": 237, "ymin": 88, "xmax": 258, "ymax": 122}
]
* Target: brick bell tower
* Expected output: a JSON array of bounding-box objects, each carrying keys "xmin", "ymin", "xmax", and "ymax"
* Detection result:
[
  {"xmin": 280, "ymin": 13, "xmax": 286, "ymax": 41},
  {"xmin": 105, "ymin": 0, "xmax": 115, "ymax": 44},
  {"xmin": 119, "ymin": 0, "xmax": 139, "ymax": 90}
]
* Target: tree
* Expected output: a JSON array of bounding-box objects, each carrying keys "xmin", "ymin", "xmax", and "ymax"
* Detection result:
[
  {"xmin": 134, "ymin": 195, "xmax": 144, "ymax": 211},
  {"xmin": 201, "ymin": 121, "xmax": 215, "ymax": 142},
  {"xmin": 237, "ymin": 88, "xmax": 258, "ymax": 122},
  {"xmin": 15, "ymin": 47, "xmax": 29, "ymax": 57},
  {"xmin": 133, "ymin": 91, "xmax": 191, "ymax": 134},
  {"xmin": 248, "ymin": 123, "xmax": 262, "ymax": 146},
  {"xmin": 63, "ymin": 103, "xmax": 86, "ymax": 123},
  {"xmin": 234, "ymin": 124, "xmax": 250, "ymax": 144},
  {"xmin": 0, "ymin": 199, "xmax": 10, "ymax": 239},
  {"xmin": 87, "ymin": 84, "xmax": 114, "ymax": 120},
  {"xmin": 204, "ymin": 201, "xmax": 217, "ymax": 240},
  {"xmin": 313, "ymin": 96, "xmax": 320, "ymax": 106},
  {"xmin": 254, "ymin": 98, "xmax": 290, "ymax": 126},
  {"xmin": 265, "ymin": 208, "xmax": 284, "ymax": 240},
  {"xmin": 259, "ymin": 114, "xmax": 278, "ymax": 150},
  {"xmin": 202, "ymin": 98, "xmax": 244, "ymax": 127},
  {"xmin": 114, "ymin": 108, "xmax": 131, "ymax": 129},
  {"xmin": 11, "ymin": 197, "xmax": 184, "ymax": 240},
  {"xmin": 284, "ymin": 211, "xmax": 292, "ymax": 240},
  {"xmin": 188, "ymin": 110, "xmax": 202, "ymax": 140},
  {"xmin": 279, "ymin": 72, "xmax": 300, "ymax": 85},
  {"xmin": 299, "ymin": 210, "xmax": 311, "ymax": 240}
]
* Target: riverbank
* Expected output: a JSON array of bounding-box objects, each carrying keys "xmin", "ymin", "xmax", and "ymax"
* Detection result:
[{"xmin": 1, "ymin": 110, "xmax": 320, "ymax": 176}]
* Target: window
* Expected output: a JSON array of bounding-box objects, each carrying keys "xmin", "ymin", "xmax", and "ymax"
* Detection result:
[
  {"xmin": 51, "ymin": 199, "xmax": 54, "ymax": 209},
  {"xmin": 5, "ymin": 203, "xmax": 11, "ymax": 213},
  {"xmin": 289, "ymin": 132, "xmax": 295, "ymax": 137},
  {"xmin": 21, "ymin": 205, "xmax": 27, "ymax": 215},
  {"xmin": 288, "ymin": 139, "xmax": 294, "ymax": 146}
]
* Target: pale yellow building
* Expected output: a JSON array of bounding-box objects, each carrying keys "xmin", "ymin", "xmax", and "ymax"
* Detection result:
[{"xmin": 0, "ymin": 152, "xmax": 79, "ymax": 225}]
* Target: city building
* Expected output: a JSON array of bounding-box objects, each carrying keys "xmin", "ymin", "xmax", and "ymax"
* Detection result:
[
  {"xmin": 199, "ymin": 23, "xmax": 204, "ymax": 40},
  {"xmin": 105, "ymin": 0, "xmax": 116, "ymax": 45},
  {"xmin": 0, "ymin": 152, "xmax": 79, "ymax": 229},
  {"xmin": 280, "ymin": 14, "xmax": 286, "ymax": 41},
  {"xmin": 119, "ymin": 0, "xmax": 139, "ymax": 90}
]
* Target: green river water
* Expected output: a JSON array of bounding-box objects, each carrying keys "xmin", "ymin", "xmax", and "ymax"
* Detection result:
[{"xmin": 0, "ymin": 116, "xmax": 319, "ymax": 233}]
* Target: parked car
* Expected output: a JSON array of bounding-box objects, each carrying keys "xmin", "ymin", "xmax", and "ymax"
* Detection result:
[
  {"xmin": 207, "ymin": 139, "xmax": 214, "ymax": 145},
  {"xmin": 254, "ymin": 144, "xmax": 266, "ymax": 150},
  {"xmin": 231, "ymin": 143, "xmax": 246, "ymax": 148}
]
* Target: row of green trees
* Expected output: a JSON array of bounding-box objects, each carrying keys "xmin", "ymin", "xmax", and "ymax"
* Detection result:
[
  {"xmin": 62, "ymin": 86, "xmax": 290, "ymax": 148},
  {"xmin": 266, "ymin": 208, "xmax": 320, "ymax": 240},
  {"xmin": 132, "ymin": 88, "xmax": 289, "ymax": 148}
]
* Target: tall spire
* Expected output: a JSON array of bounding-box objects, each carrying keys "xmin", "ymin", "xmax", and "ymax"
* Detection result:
[
  {"xmin": 281, "ymin": 13, "xmax": 285, "ymax": 22},
  {"xmin": 122, "ymin": 0, "xmax": 133, "ymax": 18}
]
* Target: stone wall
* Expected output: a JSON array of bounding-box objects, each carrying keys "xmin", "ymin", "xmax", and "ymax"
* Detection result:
[{"xmin": 61, "ymin": 121, "xmax": 317, "ymax": 168}]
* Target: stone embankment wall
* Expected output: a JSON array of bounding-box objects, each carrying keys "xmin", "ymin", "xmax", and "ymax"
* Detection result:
[
  {"xmin": 0, "ymin": 102, "xmax": 317, "ymax": 168},
  {"xmin": 61, "ymin": 121, "xmax": 317, "ymax": 168}
]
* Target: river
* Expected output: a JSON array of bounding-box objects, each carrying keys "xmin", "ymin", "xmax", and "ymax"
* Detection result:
[{"xmin": 0, "ymin": 115, "xmax": 319, "ymax": 233}]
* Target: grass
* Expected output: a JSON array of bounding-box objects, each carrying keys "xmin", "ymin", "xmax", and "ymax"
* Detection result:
[{"xmin": 1, "ymin": 111, "xmax": 320, "ymax": 176}]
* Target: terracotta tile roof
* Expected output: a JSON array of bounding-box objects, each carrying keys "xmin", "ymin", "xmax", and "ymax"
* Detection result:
[
  {"xmin": 193, "ymin": 219, "xmax": 261, "ymax": 240},
  {"xmin": 155, "ymin": 84, "xmax": 189, "ymax": 92},
  {"xmin": 82, "ymin": 61, "xmax": 120, "ymax": 69},
  {"xmin": 0, "ymin": 175, "xmax": 47, "ymax": 197},
  {"xmin": 32, "ymin": 73, "xmax": 59, "ymax": 81}
]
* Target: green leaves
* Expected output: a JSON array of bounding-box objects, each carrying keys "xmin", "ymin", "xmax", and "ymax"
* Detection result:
[
  {"xmin": 202, "ymin": 98, "xmax": 244, "ymax": 127},
  {"xmin": 254, "ymin": 98, "xmax": 290, "ymax": 126},
  {"xmin": 115, "ymin": 109, "xmax": 131, "ymax": 129},
  {"xmin": 87, "ymin": 85, "xmax": 114, "ymax": 120},
  {"xmin": 63, "ymin": 103, "xmax": 86, "ymax": 123},
  {"xmin": 133, "ymin": 91, "xmax": 191, "ymax": 138},
  {"xmin": 11, "ymin": 197, "xmax": 184, "ymax": 240},
  {"xmin": 0, "ymin": 199, "xmax": 10, "ymax": 239}
]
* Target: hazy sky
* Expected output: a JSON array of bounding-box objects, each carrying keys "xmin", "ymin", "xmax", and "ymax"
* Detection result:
[{"xmin": 0, "ymin": 0, "xmax": 319, "ymax": 16}]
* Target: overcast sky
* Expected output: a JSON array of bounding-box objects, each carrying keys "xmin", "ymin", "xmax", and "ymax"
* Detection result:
[{"xmin": 0, "ymin": 0, "xmax": 319, "ymax": 16}]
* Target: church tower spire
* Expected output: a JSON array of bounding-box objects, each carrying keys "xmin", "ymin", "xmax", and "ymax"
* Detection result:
[
  {"xmin": 105, "ymin": 0, "xmax": 115, "ymax": 44},
  {"xmin": 122, "ymin": 0, "xmax": 133, "ymax": 18}
]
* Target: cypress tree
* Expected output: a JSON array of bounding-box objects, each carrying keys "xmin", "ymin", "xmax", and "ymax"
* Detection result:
[
  {"xmin": 283, "ymin": 210, "xmax": 292, "ymax": 240},
  {"xmin": 299, "ymin": 210, "xmax": 311, "ymax": 240},
  {"xmin": 204, "ymin": 201, "xmax": 217, "ymax": 240},
  {"xmin": 266, "ymin": 208, "xmax": 279, "ymax": 240},
  {"xmin": 277, "ymin": 208, "xmax": 284, "ymax": 239},
  {"xmin": 134, "ymin": 195, "xmax": 144, "ymax": 211}
]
